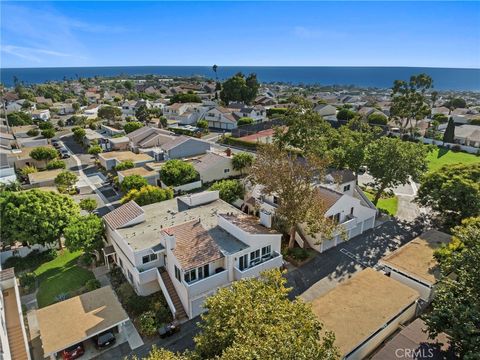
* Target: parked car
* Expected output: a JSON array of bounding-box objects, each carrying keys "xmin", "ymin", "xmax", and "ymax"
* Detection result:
[
  {"xmin": 93, "ymin": 330, "xmax": 116, "ymax": 349},
  {"xmin": 58, "ymin": 148, "xmax": 70, "ymax": 159},
  {"xmin": 61, "ymin": 342, "xmax": 84, "ymax": 360},
  {"xmin": 158, "ymin": 321, "xmax": 180, "ymax": 338},
  {"xmin": 53, "ymin": 141, "xmax": 63, "ymax": 149}
]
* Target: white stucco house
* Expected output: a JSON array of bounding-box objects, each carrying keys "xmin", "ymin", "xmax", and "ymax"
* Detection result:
[
  {"xmin": 244, "ymin": 172, "xmax": 377, "ymax": 253},
  {"xmin": 103, "ymin": 191, "xmax": 283, "ymax": 320}
]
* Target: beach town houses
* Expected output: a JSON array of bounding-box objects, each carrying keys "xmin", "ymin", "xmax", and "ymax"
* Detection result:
[{"xmin": 102, "ymin": 191, "xmax": 283, "ymax": 320}]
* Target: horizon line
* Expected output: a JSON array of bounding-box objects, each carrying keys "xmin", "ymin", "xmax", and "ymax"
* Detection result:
[{"xmin": 2, "ymin": 65, "xmax": 480, "ymax": 71}]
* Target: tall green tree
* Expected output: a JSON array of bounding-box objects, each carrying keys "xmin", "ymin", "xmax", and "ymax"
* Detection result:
[
  {"xmin": 390, "ymin": 73, "xmax": 433, "ymax": 136},
  {"xmin": 64, "ymin": 214, "xmax": 104, "ymax": 255},
  {"xmin": 120, "ymin": 175, "xmax": 148, "ymax": 193},
  {"xmin": 30, "ymin": 146, "xmax": 58, "ymax": 167},
  {"xmin": 274, "ymin": 108, "xmax": 334, "ymax": 156},
  {"xmin": 249, "ymin": 144, "xmax": 335, "ymax": 248},
  {"xmin": 443, "ymin": 117, "xmax": 455, "ymax": 143},
  {"xmin": 232, "ymin": 152, "xmax": 254, "ymax": 175},
  {"xmin": 195, "ymin": 269, "xmax": 339, "ymax": 360},
  {"xmin": 0, "ymin": 189, "xmax": 79, "ymax": 248},
  {"xmin": 135, "ymin": 104, "xmax": 151, "ymax": 122},
  {"xmin": 220, "ymin": 72, "xmax": 259, "ymax": 105},
  {"xmin": 424, "ymin": 217, "xmax": 480, "ymax": 359},
  {"xmin": 365, "ymin": 137, "xmax": 431, "ymax": 205},
  {"xmin": 416, "ymin": 163, "xmax": 480, "ymax": 227},
  {"xmin": 160, "ymin": 160, "xmax": 199, "ymax": 187},
  {"xmin": 209, "ymin": 180, "xmax": 244, "ymax": 204},
  {"xmin": 55, "ymin": 171, "xmax": 78, "ymax": 192},
  {"xmin": 98, "ymin": 105, "xmax": 122, "ymax": 122},
  {"xmin": 328, "ymin": 119, "xmax": 380, "ymax": 178}
]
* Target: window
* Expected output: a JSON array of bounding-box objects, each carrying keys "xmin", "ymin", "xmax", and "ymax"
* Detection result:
[
  {"xmin": 350, "ymin": 207, "xmax": 354, "ymax": 216},
  {"xmin": 142, "ymin": 253, "xmax": 158, "ymax": 264},
  {"xmin": 343, "ymin": 184, "xmax": 351, "ymax": 192},
  {"xmin": 174, "ymin": 265, "xmax": 181, "ymax": 282},
  {"xmin": 273, "ymin": 196, "xmax": 279, "ymax": 205},
  {"xmin": 127, "ymin": 270, "xmax": 133, "ymax": 283},
  {"xmin": 239, "ymin": 254, "xmax": 248, "ymax": 271},
  {"xmin": 184, "ymin": 269, "xmax": 197, "ymax": 283},
  {"xmin": 198, "ymin": 264, "xmax": 210, "ymax": 279},
  {"xmin": 250, "ymin": 249, "xmax": 260, "ymax": 262},
  {"xmin": 223, "ymin": 168, "xmax": 230, "ymax": 173},
  {"xmin": 261, "ymin": 245, "xmax": 271, "ymax": 257},
  {"xmin": 334, "ymin": 213, "xmax": 340, "ymax": 223},
  {"xmin": 119, "ymin": 258, "xmax": 123, "ymax": 269}
]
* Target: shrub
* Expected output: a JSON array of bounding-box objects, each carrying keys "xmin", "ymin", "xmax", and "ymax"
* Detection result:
[
  {"xmin": 124, "ymin": 121, "xmax": 144, "ymax": 134},
  {"xmin": 126, "ymin": 295, "xmax": 152, "ymax": 316},
  {"xmin": 266, "ymin": 108, "xmax": 288, "ymax": 118},
  {"xmin": 85, "ymin": 279, "xmax": 101, "ymax": 292},
  {"xmin": 19, "ymin": 272, "xmax": 36, "ymax": 292},
  {"xmin": 57, "ymin": 119, "xmax": 65, "ymax": 127},
  {"xmin": 116, "ymin": 282, "xmax": 136, "ymax": 304},
  {"xmin": 88, "ymin": 145, "xmax": 103, "ymax": 156},
  {"xmin": 46, "ymin": 159, "xmax": 66, "ymax": 170},
  {"xmin": 209, "ymin": 180, "xmax": 244, "ymax": 204},
  {"xmin": 451, "ymin": 145, "xmax": 462, "ymax": 152},
  {"xmin": 20, "ymin": 166, "xmax": 38, "ymax": 176},
  {"xmin": 121, "ymin": 175, "xmax": 148, "ymax": 193},
  {"xmin": 122, "ymin": 185, "xmax": 174, "ymax": 206},
  {"xmin": 160, "ymin": 160, "xmax": 199, "ymax": 187},
  {"xmin": 109, "ymin": 267, "xmax": 125, "ymax": 289},
  {"xmin": 286, "ymin": 247, "xmax": 310, "ymax": 261},
  {"xmin": 41, "ymin": 128, "xmax": 56, "ymax": 139},
  {"xmin": 138, "ymin": 311, "xmax": 158, "ymax": 336},
  {"xmin": 27, "ymin": 128, "xmax": 39, "ymax": 137},
  {"xmin": 337, "ymin": 108, "xmax": 356, "ymax": 121},
  {"xmin": 367, "ymin": 112, "xmax": 388, "ymax": 125},
  {"xmin": 237, "ymin": 117, "xmax": 254, "ymax": 126},
  {"xmin": 167, "ymin": 127, "xmax": 198, "ymax": 137},
  {"xmin": 79, "ymin": 253, "xmax": 95, "ymax": 267},
  {"xmin": 470, "ymin": 118, "xmax": 480, "ymax": 126},
  {"xmin": 114, "ymin": 161, "xmax": 134, "ymax": 171},
  {"xmin": 73, "ymin": 127, "xmax": 86, "ymax": 143},
  {"xmin": 79, "ymin": 198, "xmax": 97, "ymax": 212},
  {"xmin": 222, "ymin": 136, "xmax": 259, "ymax": 150},
  {"xmin": 196, "ymin": 120, "xmax": 208, "ymax": 129},
  {"xmin": 38, "ymin": 122, "xmax": 54, "ymax": 130}
]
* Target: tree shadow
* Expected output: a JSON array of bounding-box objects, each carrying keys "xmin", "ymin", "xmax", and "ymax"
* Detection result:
[
  {"xmin": 285, "ymin": 215, "xmax": 429, "ymax": 299},
  {"xmin": 437, "ymin": 146, "xmax": 449, "ymax": 158}
]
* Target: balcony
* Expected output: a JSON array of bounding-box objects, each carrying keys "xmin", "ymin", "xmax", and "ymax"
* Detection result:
[
  {"xmin": 339, "ymin": 215, "xmax": 357, "ymax": 231},
  {"xmin": 183, "ymin": 268, "xmax": 229, "ymax": 298},
  {"xmin": 234, "ymin": 252, "xmax": 283, "ymax": 281},
  {"xmin": 133, "ymin": 266, "xmax": 158, "ymax": 284}
]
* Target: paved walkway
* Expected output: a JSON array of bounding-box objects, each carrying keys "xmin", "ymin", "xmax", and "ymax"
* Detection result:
[
  {"xmin": 93, "ymin": 265, "xmax": 111, "ymax": 287},
  {"xmin": 60, "ymin": 134, "xmax": 115, "ymax": 211},
  {"xmin": 124, "ymin": 320, "xmax": 144, "ymax": 350}
]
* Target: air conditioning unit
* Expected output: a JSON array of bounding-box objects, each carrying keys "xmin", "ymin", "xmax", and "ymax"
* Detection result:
[{"xmin": 260, "ymin": 209, "xmax": 273, "ymax": 228}]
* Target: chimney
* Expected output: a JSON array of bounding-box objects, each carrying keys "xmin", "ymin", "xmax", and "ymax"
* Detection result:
[
  {"xmin": 225, "ymin": 148, "xmax": 232, "ymax": 157},
  {"xmin": 164, "ymin": 230, "xmax": 176, "ymax": 250},
  {"xmin": 259, "ymin": 209, "xmax": 273, "ymax": 228}
]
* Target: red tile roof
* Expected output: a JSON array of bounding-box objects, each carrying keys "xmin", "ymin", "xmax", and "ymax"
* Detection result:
[{"xmin": 164, "ymin": 220, "xmax": 224, "ymax": 270}]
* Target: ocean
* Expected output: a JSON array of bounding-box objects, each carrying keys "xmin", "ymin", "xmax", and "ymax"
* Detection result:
[{"xmin": 1, "ymin": 66, "xmax": 479, "ymax": 91}]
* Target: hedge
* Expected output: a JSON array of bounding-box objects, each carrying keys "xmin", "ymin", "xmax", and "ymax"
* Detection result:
[{"xmin": 222, "ymin": 136, "xmax": 260, "ymax": 150}]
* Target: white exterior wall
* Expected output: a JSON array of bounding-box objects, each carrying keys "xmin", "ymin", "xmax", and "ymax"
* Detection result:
[
  {"xmin": 197, "ymin": 157, "xmax": 240, "ymax": 184},
  {"xmin": 379, "ymin": 265, "xmax": 434, "ymax": 302},
  {"xmin": 345, "ymin": 301, "xmax": 418, "ymax": 360}
]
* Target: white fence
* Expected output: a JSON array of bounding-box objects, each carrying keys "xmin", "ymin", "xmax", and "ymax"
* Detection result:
[
  {"xmin": 161, "ymin": 180, "xmax": 202, "ymax": 193},
  {"xmin": 0, "ymin": 243, "xmax": 55, "ymax": 264},
  {"xmin": 419, "ymin": 137, "xmax": 479, "ymax": 154}
]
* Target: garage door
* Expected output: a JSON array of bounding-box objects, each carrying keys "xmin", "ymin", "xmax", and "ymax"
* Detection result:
[
  {"xmin": 191, "ymin": 296, "xmax": 206, "ymax": 318},
  {"xmin": 363, "ymin": 217, "xmax": 375, "ymax": 231},
  {"xmin": 322, "ymin": 236, "xmax": 337, "ymax": 252},
  {"xmin": 350, "ymin": 223, "xmax": 363, "ymax": 238}
]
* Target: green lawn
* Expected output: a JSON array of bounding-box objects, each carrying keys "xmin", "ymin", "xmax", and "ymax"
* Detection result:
[
  {"xmin": 427, "ymin": 147, "xmax": 480, "ymax": 172},
  {"xmin": 35, "ymin": 250, "xmax": 94, "ymax": 308},
  {"xmin": 365, "ymin": 191, "xmax": 398, "ymax": 216}
]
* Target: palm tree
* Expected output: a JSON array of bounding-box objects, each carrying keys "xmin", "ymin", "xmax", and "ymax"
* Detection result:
[{"xmin": 212, "ymin": 64, "xmax": 218, "ymax": 80}]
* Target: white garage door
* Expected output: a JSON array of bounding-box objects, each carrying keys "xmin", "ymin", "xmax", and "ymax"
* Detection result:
[
  {"xmin": 363, "ymin": 217, "xmax": 375, "ymax": 231},
  {"xmin": 350, "ymin": 223, "xmax": 363, "ymax": 238},
  {"xmin": 191, "ymin": 296, "xmax": 206, "ymax": 318}
]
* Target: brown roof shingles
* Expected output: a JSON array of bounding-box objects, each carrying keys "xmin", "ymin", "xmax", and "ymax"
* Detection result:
[
  {"xmin": 104, "ymin": 201, "xmax": 144, "ymax": 230},
  {"xmin": 164, "ymin": 220, "xmax": 224, "ymax": 270}
]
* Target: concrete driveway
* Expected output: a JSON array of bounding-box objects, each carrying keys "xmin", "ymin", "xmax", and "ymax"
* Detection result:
[{"xmin": 286, "ymin": 218, "xmax": 427, "ymax": 301}]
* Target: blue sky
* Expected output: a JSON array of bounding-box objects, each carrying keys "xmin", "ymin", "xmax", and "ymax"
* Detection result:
[{"xmin": 1, "ymin": 1, "xmax": 479, "ymax": 68}]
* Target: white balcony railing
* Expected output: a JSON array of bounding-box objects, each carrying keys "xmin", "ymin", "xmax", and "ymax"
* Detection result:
[
  {"xmin": 183, "ymin": 269, "xmax": 229, "ymax": 298},
  {"xmin": 133, "ymin": 266, "xmax": 158, "ymax": 284},
  {"xmin": 234, "ymin": 252, "xmax": 283, "ymax": 281},
  {"xmin": 340, "ymin": 215, "xmax": 357, "ymax": 231}
]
